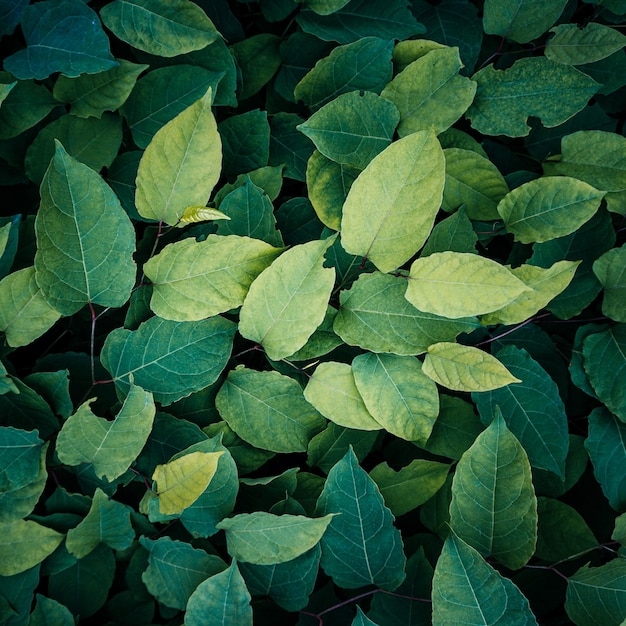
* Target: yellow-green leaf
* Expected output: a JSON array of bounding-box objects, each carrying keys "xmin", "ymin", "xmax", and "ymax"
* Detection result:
[
  {"xmin": 593, "ymin": 245, "xmax": 626, "ymax": 323},
  {"xmin": 546, "ymin": 22, "xmax": 626, "ymax": 66},
  {"xmin": 179, "ymin": 206, "xmax": 231, "ymax": 224}
]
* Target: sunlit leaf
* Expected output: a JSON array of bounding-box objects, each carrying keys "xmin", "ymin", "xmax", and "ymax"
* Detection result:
[{"xmin": 0, "ymin": 520, "xmax": 63, "ymax": 576}]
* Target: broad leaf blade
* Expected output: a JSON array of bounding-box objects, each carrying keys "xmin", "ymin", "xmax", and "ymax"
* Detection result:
[{"xmin": 546, "ymin": 23, "xmax": 626, "ymax": 66}]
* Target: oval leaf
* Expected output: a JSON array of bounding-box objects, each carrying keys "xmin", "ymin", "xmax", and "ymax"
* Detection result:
[{"xmin": 546, "ymin": 22, "xmax": 626, "ymax": 66}]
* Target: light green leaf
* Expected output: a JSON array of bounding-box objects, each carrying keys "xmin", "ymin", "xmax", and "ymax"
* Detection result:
[
  {"xmin": 100, "ymin": 0, "xmax": 220, "ymax": 57},
  {"xmin": 552, "ymin": 130, "xmax": 626, "ymax": 192},
  {"xmin": 144, "ymin": 235, "xmax": 282, "ymax": 321},
  {"xmin": 423, "ymin": 342, "xmax": 521, "ymax": 392},
  {"xmin": 3, "ymin": 0, "xmax": 117, "ymax": 80},
  {"xmin": 406, "ymin": 251, "xmax": 531, "ymax": 318},
  {"xmin": 216, "ymin": 366, "xmax": 326, "ymax": 453},
  {"xmin": 286, "ymin": 305, "xmax": 343, "ymax": 361},
  {"xmin": 449, "ymin": 410, "xmax": 538, "ymax": 569},
  {"xmin": 546, "ymin": 22, "xmax": 626, "ymax": 66},
  {"xmin": 467, "ymin": 57, "xmax": 599, "ymax": 137},
  {"xmin": 432, "ymin": 533, "xmax": 538, "ymax": 625},
  {"xmin": 140, "ymin": 536, "xmax": 226, "ymax": 610},
  {"xmin": 238, "ymin": 237, "xmax": 336, "ymax": 361},
  {"xmin": 483, "ymin": 0, "xmax": 568, "ymax": 44},
  {"xmin": 34, "ymin": 141, "xmax": 136, "ymax": 316},
  {"xmin": 497, "ymin": 176, "xmax": 605, "ymax": 244},
  {"xmin": 52, "ymin": 59, "xmax": 148, "ymax": 118},
  {"xmin": 216, "ymin": 512, "xmax": 334, "ymax": 565},
  {"xmin": 341, "ymin": 130, "xmax": 444, "ymax": 273},
  {"xmin": 135, "ymin": 85, "xmax": 221, "ymax": 226},
  {"xmin": 0, "ymin": 267, "xmax": 61, "ymax": 347},
  {"xmin": 153, "ymin": 450, "xmax": 224, "ymax": 515},
  {"xmin": 352, "ymin": 353, "xmax": 439, "ymax": 443},
  {"xmin": 65, "ymin": 488, "xmax": 134, "ymax": 558},
  {"xmin": 473, "ymin": 345, "xmax": 569, "ymax": 479},
  {"xmin": 316, "ymin": 447, "xmax": 406, "ymax": 590},
  {"xmin": 304, "ymin": 361, "xmax": 381, "ymax": 431},
  {"xmin": 184, "ymin": 561, "xmax": 252, "ymax": 626},
  {"xmin": 593, "ymin": 245, "xmax": 626, "ymax": 322},
  {"xmin": 482, "ymin": 260, "xmax": 581, "ymax": 325},
  {"xmin": 566, "ymin": 559, "xmax": 626, "ymax": 626},
  {"xmin": 56, "ymin": 385, "xmax": 155, "ymax": 481},
  {"xmin": 441, "ymin": 148, "xmax": 509, "ymax": 220},
  {"xmin": 381, "ymin": 47, "xmax": 476, "ymax": 136},
  {"xmin": 180, "ymin": 206, "xmax": 230, "ymax": 224},
  {"xmin": 101, "ymin": 315, "xmax": 236, "ymax": 406},
  {"xmin": 370, "ymin": 459, "xmax": 450, "ymax": 517},
  {"xmin": 0, "ymin": 519, "xmax": 64, "ymax": 576},
  {"xmin": 294, "ymin": 37, "xmax": 393, "ymax": 109},
  {"xmin": 297, "ymin": 91, "xmax": 399, "ymax": 169},
  {"xmin": 334, "ymin": 271, "xmax": 479, "ymax": 355}
]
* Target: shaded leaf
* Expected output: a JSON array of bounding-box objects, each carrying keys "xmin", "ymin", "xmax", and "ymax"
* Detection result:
[
  {"xmin": 231, "ymin": 34, "xmax": 281, "ymax": 100},
  {"xmin": 593, "ymin": 245, "xmax": 626, "ymax": 322}
]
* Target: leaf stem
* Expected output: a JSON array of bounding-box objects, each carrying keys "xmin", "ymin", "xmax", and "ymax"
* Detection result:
[{"xmin": 476, "ymin": 312, "xmax": 551, "ymax": 346}]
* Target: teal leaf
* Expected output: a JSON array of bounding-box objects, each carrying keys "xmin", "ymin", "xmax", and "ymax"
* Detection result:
[
  {"xmin": 238, "ymin": 237, "xmax": 336, "ymax": 361},
  {"xmin": 29, "ymin": 594, "xmax": 74, "ymax": 626},
  {"xmin": 315, "ymin": 447, "xmax": 406, "ymax": 590},
  {"xmin": 0, "ymin": 427, "xmax": 43, "ymax": 492},
  {"xmin": 593, "ymin": 244, "xmax": 626, "ymax": 322},
  {"xmin": 56, "ymin": 384, "xmax": 155, "ymax": 481},
  {"xmin": 100, "ymin": 0, "xmax": 220, "ymax": 58},
  {"xmin": 473, "ymin": 345, "xmax": 569, "ymax": 478},
  {"xmin": 215, "ymin": 366, "xmax": 326, "ymax": 453},
  {"xmin": 432, "ymin": 533, "xmax": 538, "ymax": 625},
  {"xmin": 184, "ymin": 561, "xmax": 253, "ymax": 626},
  {"xmin": 269, "ymin": 112, "xmax": 316, "ymax": 182},
  {"xmin": 467, "ymin": 58, "xmax": 600, "ymax": 137},
  {"xmin": 334, "ymin": 271, "xmax": 479, "ymax": 355},
  {"xmin": 353, "ymin": 607, "xmax": 380, "ymax": 625},
  {"xmin": 34, "ymin": 142, "xmax": 135, "ymax": 316},
  {"xmin": 101, "ymin": 315, "xmax": 236, "ymax": 406},
  {"xmin": 4, "ymin": 0, "xmax": 117, "ymax": 80},
  {"xmin": 341, "ymin": 130, "xmax": 445, "ymax": 273},
  {"xmin": 231, "ymin": 34, "xmax": 281, "ymax": 100},
  {"xmin": 0, "ymin": 0, "xmax": 28, "ymax": 38},
  {"xmin": 546, "ymin": 22, "xmax": 626, "ymax": 66}
]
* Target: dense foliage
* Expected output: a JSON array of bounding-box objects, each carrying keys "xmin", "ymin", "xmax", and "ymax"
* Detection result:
[{"xmin": 1, "ymin": 0, "xmax": 626, "ymax": 624}]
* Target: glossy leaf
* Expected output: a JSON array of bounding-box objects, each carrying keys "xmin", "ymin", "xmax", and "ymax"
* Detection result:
[
  {"xmin": 341, "ymin": 130, "xmax": 445, "ymax": 273},
  {"xmin": 546, "ymin": 23, "xmax": 626, "ymax": 66},
  {"xmin": 238, "ymin": 237, "xmax": 336, "ymax": 361}
]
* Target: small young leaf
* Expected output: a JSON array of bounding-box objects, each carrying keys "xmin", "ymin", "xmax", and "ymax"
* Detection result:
[{"xmin": 179, "ymin": 206, "xmax": 230, "ymax": 223}]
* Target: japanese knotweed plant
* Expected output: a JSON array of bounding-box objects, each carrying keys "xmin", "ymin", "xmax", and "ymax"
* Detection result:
[{"xmin": 0, "ymin": 0, "xmax": 625, "ymax": 624}]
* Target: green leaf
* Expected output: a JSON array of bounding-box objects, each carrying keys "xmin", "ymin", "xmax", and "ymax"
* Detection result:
[
  {"xmin": 153, "ymin": 450, "xmax": 224, "ymax": 515},
  {"xmin": 423, "ymin": 342, "xmax": 521, "ymax": 392},
  {"xmin": 52, "ymin": 59, "xmax": 148, "ymax": 119},
  {"xmin": 566, "ymin": 559, "xmax": 626, "ymax": 626},
  {"xmin": 585, "ymin": 407, "xmax": 626, "ymax": 512},
  {"xmin": 304, "ymin": 361, "xmax": 381, "ymax": 430},
  {"xmin": 297, "ymin": 91, "xmax": 399, "ymax": 169},
  {"xmin": 29, "ymin": 594, "xmax": 75, "ymax": 626},
  {"xmin": 0, "ymin": 81, "xmax": 15, "ymax": 107},
  {"xmin": 353, "ymin": 607, "xmax": 380, "ymax": 626},
  {"xmin": 449, "ymin": 409, "xmax": 538, "ymax": 569},
  {"xmin": 180, "ymin": 206, "xmax": 230, "ymax": 224},
  {"xmin": 100, "ymin": 0, "xmax": 220, "ymax": 57},
  {"xmin": 497, "ymin": 176, "xmax": 605, "ymax": 244},
  {"xmin": 214, "ymin": 165, "xmax": 284, "ymax": 207},
  {"xmin": 65, "ymin": 488, "xmax": 134, "ymax": 558},
  {"xmin": 56, "ymin": 384, "xmax": 155, "ymax": 481},
  {"xmin": 341, "ymin": 130, "xmax": 445, "ymax": 273},
  {"xmin": 483, "ymin": 0, "xmax": 568, "ymax": 44},
  {"xmin": 370, "ymin": 459, "xmax": 450, "ymax": 517},
  {"xmin": 352, "ymin": 353, "xmax": 439, "ymax": 443},
  {"xmin": 583, "ymin": 325, "xmax": 626, "ymax": 422},
  {"xmin": 546, "ymin": 22, "xmax": 626, "ymax": 66},
  {"xmin": 232, "ymin": 34, "xmax": 281, "ymax": 100},
  {"xmin": 441, "ymin": 148, "xmax": 509, "ymax": 220},
  {"xmin": 472, "ymin": 346, "xmax": 569, "ymax": 478},
  {"xmin": 269, "ymin": 113, "xmax": 316, "ymax": 183},
  {"xmin": 406, "ymin": 251, "xmax": 531, "ymax": 318},
  {"xmin": 0, "ymin": 267, "xmax": 61, "ymax": 347},
  {"xmin": 0, "ymin": 427, "xmax": 43, "ymax": 492},
  {"xmin": 297, "ymin": 0, "xmax": 424, "ymax": 44},
  {"xmin": 467, "ymin": 57, "xmax": 599, "ymax": 137},
  {"xmin": 432, "ymin": 533, "xmax": 538, "ymax": 625},
  {"xmin": 238, "ymin": 237, "xmax": 336, "ymax": 360},
  {"xmin": 381, "ymin": 47, "xmax": 476, "ymax": 136},
  {"xmin": 216, "ymin": 366, "xmax": 326, "ymax": 453},
  {"xmin": 140, "ymin": 536, "xmax": 226, "ymax": 610},
  {"xmin": 303, "ymin": 0, "xmax": 351, "ymax": 15},
  {"xmin": 101, "ymin": 315, "xmax": 236, "ymax": 406},
  {"xmin": 593, "ymin": 245, "xmax": 626, "ymax": 322},
  {"xmin": 135, "ymin": 85, "xmax": 221, "ymax": 226},
  {"xmin": 334, "ymin": 271, "xmax": 478, "ymax": 355},
  {"xmin": 315, "ymin": 447, "xmax": 406, "ymax": 590},
  {"xmin": 421, "ymin": 206, "xmax": 478, "ymax": 256},
  {"xmin": 144, "ymin": 235, "xmax": 282, "ymax": 321},
  {"xmin": 552, "ymin": 130, "xmax": 626, "ymax": 192},
  {"xmin": 0, "ymin": 519, "xmax": 64, "ymax": 576},
  {"xmin": 294, "ymin": 37, "xmax": 393, "ymax": 109},
  {"xmin": 4, "ymin": 0, "xmax": 117, "ymax": 80},
  {"xmin": 34, "ymin": 142, "xmax": 136, "ymax": 315},
  {"xmin": 216, "ymin": 512, "xmax": 334, "ymax": 565},
  {"xmin": 185, "ymin": 561, "xmax": 253, "ymax": 626}
]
